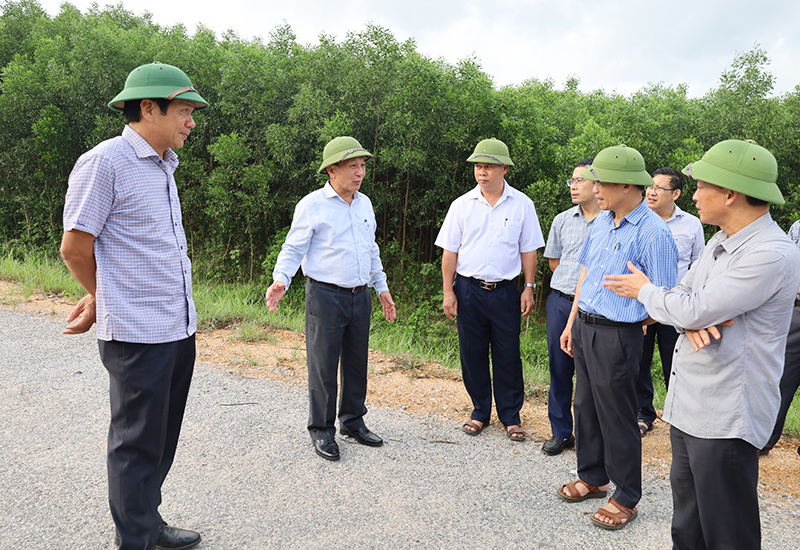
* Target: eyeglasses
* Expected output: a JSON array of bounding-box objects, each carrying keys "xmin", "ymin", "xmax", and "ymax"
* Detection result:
[
  {"xmin": 566, "ymin": 177, "xmax": 591, "ymax": 188},
  {"xmin": 649, "ymin": 184, "xmax": 676, "ymax": 194}
]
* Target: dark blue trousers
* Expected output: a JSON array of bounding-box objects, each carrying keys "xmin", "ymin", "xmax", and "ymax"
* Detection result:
[
  {"xmin": 546, "ymin": 290, "xmax": 576, "ymax": 439},
  {"xmin": 98, "ymin": 335, "xmax": 195, "ymax": 550},
  {"xmin": 305, "ymin": 278, "xmax": 371, "ymax": 441},
  {"xmin": 573, "ymin": 317, "xmax": 642, "ymax": 509},
  {"xmin": 670, "ymin": 427, "xmax": 760, "ymax": 550},
  {"xmin": 454, "ymin": 274, "xmax": 524, "ymax": 427},
  {"xmin": 636, "ymin": 322, "xmax": 679, "ymax": 425}
]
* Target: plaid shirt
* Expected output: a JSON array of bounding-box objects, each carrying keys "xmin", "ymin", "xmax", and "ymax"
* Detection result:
[
  {"xmin": 544, "ymin": 205, "xmax": 596, "ymax": 295},
  {"xmin": 63, "ymin": 125, "xmax": 196, "ymax": 343}
]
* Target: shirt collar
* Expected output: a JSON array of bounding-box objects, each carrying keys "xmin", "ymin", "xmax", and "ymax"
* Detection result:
[
  {"xmin": 666, "ymin": 204, "xmax": 684, "ymax": 222},
  {"xmin": 718, "ymin": 212, "xmax": 774, "ymax": 254},
  {"xmin": 122, "ymin": 125, "xmax": 179, "ymax": 170},
  {"xmin": 602, "ymin": 198, "xmax": 650, "ymax": 227},
  {"xmin": 323, "ymin": 181, "xmax": 360, "ymax": 203},
  {"xmin": 468, "ymin": 179, "xmax": 513, "ymax": 206}
]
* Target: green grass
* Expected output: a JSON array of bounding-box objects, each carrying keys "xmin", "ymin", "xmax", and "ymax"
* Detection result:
[{"xmin": 3, "ymin": 245, "xmax": 799, "ymax": 436}]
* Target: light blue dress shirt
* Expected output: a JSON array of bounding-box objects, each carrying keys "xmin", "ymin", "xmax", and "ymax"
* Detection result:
[
  {"xmin": 664, "ymin": 204, "xmax": 705, "ymax": 280},
  {"xmin": 273, "ymin": 183, "xmax": 389, "ymax": 295}
]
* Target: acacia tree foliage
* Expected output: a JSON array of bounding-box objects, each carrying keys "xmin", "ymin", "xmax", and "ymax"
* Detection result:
[{"xmin": 2, "ymin": 1, "xmax": 799, "ymax": 302}]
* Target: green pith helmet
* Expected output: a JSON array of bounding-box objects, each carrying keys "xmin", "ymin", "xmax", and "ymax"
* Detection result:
[
  {"xmin": 581, "ymin": 145, "xmax": 654, "ymax": 186},
  {"xmin": 682, "ymin": 139, "xmax": 783, "ymax": 204},
  {"xmin": 108, "ymin": 62, "xmax": 209, "ymax": 113},
  {"xmin": 467, "ymin": 138, "xmax": 514, "ymax": 166},
  {"xmin": 318, "ymin": 136, "xmax": 373, "ymax": 174}
]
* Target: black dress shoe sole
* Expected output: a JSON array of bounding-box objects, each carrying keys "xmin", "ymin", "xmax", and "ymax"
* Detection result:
[
  {"xmin": 114, "ymin": 530, "xmax": 201, "ymax": 550},
  {"xmin": 314, "ymin": 448, "xmax": 340, "ymax": 461}
]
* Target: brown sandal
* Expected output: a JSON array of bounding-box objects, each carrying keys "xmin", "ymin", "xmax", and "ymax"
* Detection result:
[
  {"xmin": 461, "ymin": 419, "xmax": 485, "ymax": 436},
  {"xmin": 556, "ymin": 479, "xmax": 608, "ymax": 502},
  {"xmin": 590, "ymin": 497, "xmax": 638, "ymax": 530},
  {"xmin": 506, "ymin": 425, "xmax": 528, "ymax": 442}
]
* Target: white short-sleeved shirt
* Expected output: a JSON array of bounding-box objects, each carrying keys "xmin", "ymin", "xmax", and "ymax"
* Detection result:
[{"xmin": 435, "ymin": 181, "xmax": 544, "ymax": 281}]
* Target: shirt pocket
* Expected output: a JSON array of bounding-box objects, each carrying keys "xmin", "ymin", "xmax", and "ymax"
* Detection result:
[{"xmin": 502, "ymin": 220, "xmax": 522, "ymax": 244}]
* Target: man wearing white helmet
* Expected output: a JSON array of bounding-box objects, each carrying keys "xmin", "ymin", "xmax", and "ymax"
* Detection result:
[
  {"xmin": 604, "ymin": 139, "xmax": 800, "ymax": 549},
  {"xmin": 266, "ymin": 136, "xmax": 396, "ymax": 462},
  {"xmin": 435, "ymin": 138, "xmax": 544, "ymax": 442}
]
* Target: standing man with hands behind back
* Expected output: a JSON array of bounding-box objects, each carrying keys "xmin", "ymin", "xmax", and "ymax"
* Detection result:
[
  {"xmin": 436, "ymin": 138, "xmax": 544, "ymax": 441},
  {"xmin": 61, "ymin": 62, "xmax": 207, "ymax": 550},
  {"xmin": 266, "ymin": 136, "xmax": 396, "ymax": 462}
]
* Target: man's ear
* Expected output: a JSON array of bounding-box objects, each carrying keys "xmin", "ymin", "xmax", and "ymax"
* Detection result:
[
  {"xmin": 673, "ymin": 188, "xmax": 682, "ymax": 201},
  {"xmin": 138, "ymin": 99, "xmax": 156, "ymax": 122}
]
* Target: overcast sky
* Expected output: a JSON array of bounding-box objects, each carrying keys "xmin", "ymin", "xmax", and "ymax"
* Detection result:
[{"xmin": 35, "ymin": 0, "xmax": 800, "ymax": 98}]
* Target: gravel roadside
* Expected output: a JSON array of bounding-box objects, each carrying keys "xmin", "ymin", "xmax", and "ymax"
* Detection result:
[{"xmin": 1, "ymin": 308, "xmax": 797, "ymax": 549}]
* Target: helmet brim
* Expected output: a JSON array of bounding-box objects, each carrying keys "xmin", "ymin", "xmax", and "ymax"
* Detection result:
[
  {"xmin": 683, "ymin": 160, "xmax": 784, "ymax": 204},
  {"xmin": 108, "ymin": 87, "xmax": 209, "ymax": 113}
]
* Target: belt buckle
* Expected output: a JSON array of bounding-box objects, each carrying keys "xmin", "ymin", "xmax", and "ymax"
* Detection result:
[{"xmin": 479, "ymin": 281, "xmax": 496, "ymax": 291}]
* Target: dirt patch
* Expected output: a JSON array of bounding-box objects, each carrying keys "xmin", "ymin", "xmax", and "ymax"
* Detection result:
[{"xmin": 4, "ymin": 280, "xmax": 799, "ymax": 502}]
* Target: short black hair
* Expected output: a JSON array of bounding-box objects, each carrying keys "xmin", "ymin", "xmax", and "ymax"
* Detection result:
[
  {"xmin": 651, "ymin": 167, "xmax": 686, "ymax": 191},
  {"xmin": 576, "ymin": 157, "xmax": 594, "ymax": 169},
  {"xmin": 745, "ymin": 195, "xmax": 769, "ymax": 207},
  {"xmin": 123, "ymin": 98, "xmax": 172, "ymax": 123}
]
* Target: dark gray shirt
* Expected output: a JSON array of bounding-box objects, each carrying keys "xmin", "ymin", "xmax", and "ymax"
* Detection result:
[{"xmin": 639, "ymin": 213, "xmax": 800, "ymax": 448}]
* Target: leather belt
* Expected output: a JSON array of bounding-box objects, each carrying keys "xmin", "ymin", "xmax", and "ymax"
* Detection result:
[
  {"xmin": 555, "ymin": 289, "xmax": 575, "ymax": 303},
  {"xmin": 578, "ymin": 309, "xmax": 636, "ymax": 327},
  {"xmin": 460, "ymin": 274, "xmax": 516, "ymax": 291},
  {"xmin": 311, "ymin": 278, "xmax": 367, "ymax": 293}
]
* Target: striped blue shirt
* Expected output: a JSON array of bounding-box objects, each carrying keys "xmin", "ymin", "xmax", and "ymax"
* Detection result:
[
  {"xmin": 544, "ymin": 205, "xmax": 596, "ymax": 294},
  {"xmin": 63, "ymin": 125, "xmax": 196, "ymax": 343},
  {"xmin": 577, "ymin": 200, "xmax": 678, "ymax": 323}
]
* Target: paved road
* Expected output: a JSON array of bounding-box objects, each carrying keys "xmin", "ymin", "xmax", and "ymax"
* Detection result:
[{"xmin": 1, "ymin": 308, "xmax": 798, "ymax": 549}]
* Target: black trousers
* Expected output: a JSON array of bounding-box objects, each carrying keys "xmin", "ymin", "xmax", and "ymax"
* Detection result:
[
  {"xmin": 98, "ymin": 335, "xmax": 195, "ymax": 550},
  {"xmin": 670, "ymin": 426, "xmax": 760, "ymax": 550},
  {"xmin": 305, "ymin": 278, "xmax": 371, "ymax": 441},
  {"xmin": 572, "ymin": 317, "xmax": 642, "ymax": 509},
  {"xmin": 636, "ymin": 322, "xmax": 679, "ymax": 425},
  {"xmin": 454, "ymin": 274, "xmax": 524, "ymax": 427},
  {"xmin": 763, "ymin": 305, "xmax": 800, "ymax": 451}
]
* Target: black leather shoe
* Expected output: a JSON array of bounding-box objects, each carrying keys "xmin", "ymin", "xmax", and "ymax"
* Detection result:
[
  {"xmin": 156, "ymin": 522, "xmax": 201, "ymax": 550},
  {"xmin": 542, "ymin": 434, "xmax": 575, "ymax": 456},
  {"xmin": 313, "ymin": 438, "xmax": 340, "ymax": 461},
  {"xmin": 113, "ymin": 523, "xmax": 201, "ymax": 550},
  {"xmin": 340, "ymin": 425, "xmax": 384, "ymax": 447}
]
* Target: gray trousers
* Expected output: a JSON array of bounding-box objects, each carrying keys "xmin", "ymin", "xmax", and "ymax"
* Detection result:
[{"xmin": 305, "ymin": 278, "xmax": 371, "ymax": 440}]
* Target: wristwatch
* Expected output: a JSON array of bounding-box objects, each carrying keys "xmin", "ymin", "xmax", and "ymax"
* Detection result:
[{"xmin": 525, "ymin": 283, "xmax": 537, "ymax": 290}]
